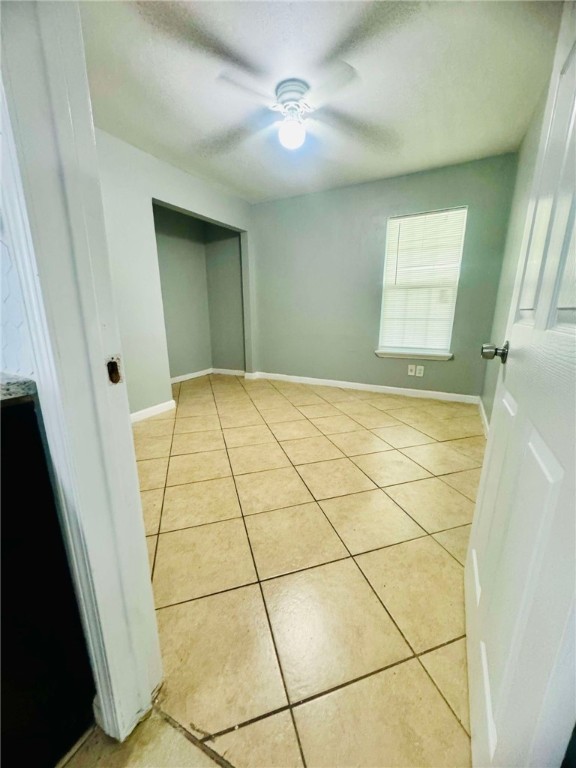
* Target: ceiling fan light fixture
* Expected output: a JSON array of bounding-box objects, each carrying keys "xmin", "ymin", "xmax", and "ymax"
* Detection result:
[
  {"xmin": 278, "ymin": 116, "xmax": 306, "ymax": 150},
  {"xmin": 272, "ymin": 78, "xmax": 312, "ymax": 150}
]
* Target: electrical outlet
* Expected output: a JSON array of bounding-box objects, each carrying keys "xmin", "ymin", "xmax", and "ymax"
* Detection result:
[
  {"xmin": 416, "ymin": 365, "xmax": 424, "ymax": 377},
  {"xmin": 408, "ymin": 365, "xmax": 416, "ymax": 376}
]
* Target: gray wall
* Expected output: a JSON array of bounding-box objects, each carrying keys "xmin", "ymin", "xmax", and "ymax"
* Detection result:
[
  {"xmin": 481, "ymin": 103, "xmax": 545, "ymax": 418},
  {"xmin": 205, "ymin": 225, "xmax": 245, "ymax": 372},
  {"xmin": 251, "ymin": 154, "xmax": 517, "ymax": 396},
  {"xmin": 153, "ymin": 207, "xmax": 244, "ymax": 379},
  {"xmin": 154, "ymin": 206, "xmax": 212, "ymax": 378},
  {"xmin": 98, "ymin": 129, "xmax": 520, "ymax": 411}
]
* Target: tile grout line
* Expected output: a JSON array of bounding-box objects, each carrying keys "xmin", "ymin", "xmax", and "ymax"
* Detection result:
[
  {"xmin": 149, "ymin": 396, "xmax": 177, "ymax": 581},
  {"xmin": 417, "ymin": 633, "xmax": 467, "ymax": 656},
  {"xmin": 156, "ymin": 513, "xmax": 244, "ymax": 537},
  {"xmin": 267, "ymin": 389, "xmax": 473, "ymax": 735},
  {"xmin": 154, "ymin": 705, "xmax": 236, "ymax": 768},
  {"xmin": 247, "ymin": 384, "xmax": 480, "ymax": 514},
  {"xmin": 312, "ymin": 508, "xmax": 419, "ymax": 657},
  {"xmin": 154, "ymin": 510, "xmax": 474, "ymax": 607},
  {"xmin": 150, "ymin": 472, "xmax": 471, "ymax": 517},
  {"xmin": 266, "ymin": 388, "xmax": 481, "ymax": 496},
  {"xmin": 260, "ymin": 401, "xmax": 422, "ymax": 663},
  {"xmin": 306, "ymin": 393, "xmax": 484, "ymax": 437},
  {"xmin": 201, "ymin": 630, "xmax": 470, "ymax": 747},
  {"xmin": 216, "ymin": 379, "xmax": 311, "ymax": 768},
  {"xmin": 374, "ymin": 486, "xmax": 470, "ymax": 569},
  {"xmin": 259, "ymin": 382, "xmax": 475, "ymax": 728},
  {"xmin": 201, "ymin": 705, "xmax": 293, "ymax": 744},
  {"xmin": 154, "ymin": 579, "xmax": 261, "ymax": 612},
  {"xmin": 299, "ymin": 394, "xmax": 474, "ymax": 736},
  {"xmin": 426, "ymin": 535, "xmax": 468, "ymax": 569},
  {"xmin": 234, "ymin": 390, "xmax": 476, "ymax": 531},
  {"xmin": 138, "ymin": 376, "xmax": 479, "ymax": 755},
  {"xmin": 153, "ymin": 523, "xmax": 469, "ymax": 611},
  {"xmin": 229, "ymin": 379, "xmax": 471, "ymax": 591},
  {"xmin": 437, "ymin": 472, "xmax": 479, "ymax": 503},
  {"xmin": 208, "ymin": 376, "xmax": 310, "ymax": 768},
  {"xmin": 302, "ymin": 427, "xmax": 447, "ymax": 568},
  {"xmin": 202, "ymin": 653, "xmax": 418, "ymax": 743},
  {"xmin": 163, "ymin": 393, "xmax": 481, "ymax": 456},
  {"xmin": 432, "ymin": 520, "xmax": 474, "ymax": 535},
  {"xmin": 377, "ymin": 476, "xmax": 476, "ymax": 552},
  {"xmin": 144, "ymin": 380, "xmax": 477, "ymax": 589},
  {"xmin": 395, "ymin": 445, "xmax": 482, "ymax": 475},
  {"xmin": 416, "ymin": 656, "xmax": 472, "ymax": 738},
  {"xmin": 140, "ymin": 452, "xmax": 478, "ymax": 486}
]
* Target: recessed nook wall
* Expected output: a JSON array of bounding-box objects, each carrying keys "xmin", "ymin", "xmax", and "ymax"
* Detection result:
[{"xmin": 153, "ymin": 204, "xmax": 245, "ymax": 381}]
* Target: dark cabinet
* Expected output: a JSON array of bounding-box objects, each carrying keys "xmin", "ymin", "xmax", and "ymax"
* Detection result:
[{"xmin": 1, "ymin": 391, "xmax": 95, "ymax": 766}]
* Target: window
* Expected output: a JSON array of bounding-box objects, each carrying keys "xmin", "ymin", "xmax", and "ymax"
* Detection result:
[{"xmin": 376, "ymin": 207, "xmax": 467, "ymax": 360}]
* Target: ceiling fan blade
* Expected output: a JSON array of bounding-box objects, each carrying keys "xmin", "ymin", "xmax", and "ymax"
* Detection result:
[
  {"xmin": 307, "ymin": 61, "xmax": 358, "ymax": 109},
  {"xmin": 195, "ymin": 108, "xmax": 277, "ymax": 155},
  {"xmin": 136, "ymin": 2, "xmax": 263, "ymax": 77},
  {"xmin": 320, "ymin": 2, "xmax": 421, "ymax": 67},
  {"xmin": 217, "ymin": 70, "xmax": 272, "ymax": 103},
  {"xmin": 303, "ymin": 121, "xmax": 357, "ymax": 169},
  {"xmin": 317, "ymin": 106, "xmax": 401, "ymax": 150}
]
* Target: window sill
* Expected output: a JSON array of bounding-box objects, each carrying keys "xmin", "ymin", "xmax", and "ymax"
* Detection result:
[{"xmin": 374, "ymin": 348, "xmax": 454, "ymax": 361}]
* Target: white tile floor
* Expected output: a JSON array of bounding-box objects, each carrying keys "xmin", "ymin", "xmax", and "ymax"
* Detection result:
[{"xmin": 67, "ymin": 374, "xmax": 485, "ymax": 768}]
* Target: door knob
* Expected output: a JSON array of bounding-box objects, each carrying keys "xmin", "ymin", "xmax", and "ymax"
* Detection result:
[{"xmin": 481, "ymin": 341, "xmax": 509, "ymax": 364}]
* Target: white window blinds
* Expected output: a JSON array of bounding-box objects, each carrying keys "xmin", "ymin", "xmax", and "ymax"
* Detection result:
[{"xmin": 378, "ymin": 207, "xmax": 467, "ymax": 354}]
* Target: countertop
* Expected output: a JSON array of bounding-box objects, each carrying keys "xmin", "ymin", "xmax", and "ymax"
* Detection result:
[{"xmin": 1, "ymin": 372, "xmax": 37, "ymax": 405}]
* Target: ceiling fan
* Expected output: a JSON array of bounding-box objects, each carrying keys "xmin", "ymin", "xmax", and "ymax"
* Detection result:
[
  {"xmin": 202, "ymin": 64, "xmax": 400, "ymax": 156},
  {"xmin": 209, "ymin": 62, "xmax": 365, "ymax": 154},
  {"xmin": 270, "ymin": 78, "xmax": 313, "ymax": 150},
  {"xmin": 136, "ymin": 1, "xmax": 415, "ymax": 154}
]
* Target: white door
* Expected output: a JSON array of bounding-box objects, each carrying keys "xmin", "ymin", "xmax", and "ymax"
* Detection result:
[{"xmin": 466, "ymin": 5, "xmax": 576, "ymax": 767}]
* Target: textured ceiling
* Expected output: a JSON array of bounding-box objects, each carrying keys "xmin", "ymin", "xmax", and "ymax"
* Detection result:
[{"xmin": 81, "ymin": 1, "xmax": 561, "ymax": 203}]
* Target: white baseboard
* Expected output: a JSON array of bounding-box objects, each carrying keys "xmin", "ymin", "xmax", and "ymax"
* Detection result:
[
  {"xmin": 171, "ymin": 368, "xmax": 244, "ymax": 383},
  {"xmin": 170, "ymin": 369, "xmax": 212, "ymax": 383},
  {"xmin": 130, "ymin": 399, "xmax": 176, "ymax": 423},
  {"xmin": 212, "ymin": 368, "xmax": 245, "ymax": 376},
  {"xmin": 136, "ymin": 371, "xmax": 484, "ymax": 422},
  {"xmin": 245, "ymin": 370, "xmax": 480, "ymax": 405},
  {"xmin": 478, "ymin": 397, "xmax": 490, "ymax": 436}
]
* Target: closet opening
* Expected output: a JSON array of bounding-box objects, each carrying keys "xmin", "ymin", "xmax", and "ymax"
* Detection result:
[{"xmin": 152, "ymin": 202, "xmax": 246, "ymax": 383}]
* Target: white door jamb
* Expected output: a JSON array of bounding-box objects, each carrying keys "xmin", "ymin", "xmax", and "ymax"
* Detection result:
[{"xmin": 2, "ymin": 1, "xmax": 162, "ymax": 740}]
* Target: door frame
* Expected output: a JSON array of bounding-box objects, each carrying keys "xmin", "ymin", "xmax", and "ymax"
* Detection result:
[{"xmin": 2, "ymin": 1, "xmax": 161, "ymax": 740}]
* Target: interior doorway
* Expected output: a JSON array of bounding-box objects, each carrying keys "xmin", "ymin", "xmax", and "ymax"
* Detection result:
[{"xmin": 152, "ymin": 202, "xmax": 246, "ymax": 384}]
